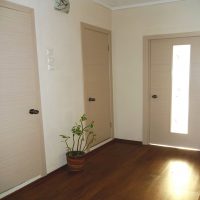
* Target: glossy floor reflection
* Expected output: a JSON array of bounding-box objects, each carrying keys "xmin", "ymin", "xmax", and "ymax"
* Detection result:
[
  {"xmin": 162, "ymin": 160, "xmax": 200, "ymax": 200},
  {"xmin": 3, "ymin": 142, "xmax": 200, "ymax": 200}
]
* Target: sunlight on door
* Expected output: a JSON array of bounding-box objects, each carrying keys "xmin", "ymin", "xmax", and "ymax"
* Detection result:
[{"xmin": 170, "ymin": 45, "xmax": 191, "ymax": 134}]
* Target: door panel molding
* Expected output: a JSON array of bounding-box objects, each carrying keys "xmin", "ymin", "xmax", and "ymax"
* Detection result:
[
  {"xmin": 81, "ymin": 23, "xmax": 114, "ymax": 144},
  {"xmin": 143, "ymin": 31, "xmax": 200, "ymax": 145},
  {"xmin": 0, "ymin": 0, "xmax": 32, "ymax": 13},
  {"xmin": 0, "ymin": 0, "xmax": 46, "ymax": 193}
]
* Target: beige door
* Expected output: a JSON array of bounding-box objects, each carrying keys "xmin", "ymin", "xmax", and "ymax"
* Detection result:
[
  {"xmin": 0, "ymin": 1, "xmax": 45, "ymax": 193},
  {"xmin": 81, "ymin": 23, "xmax": 113, "ymax": 146},
  {"xmin": 150, "ymin": 36, "xmax": 200, "ymax": 149}
]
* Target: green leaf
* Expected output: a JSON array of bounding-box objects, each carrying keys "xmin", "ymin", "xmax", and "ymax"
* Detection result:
[
  {"xmin": 59, "ymin": 135, "xmax": 70, "ymax": 139},
  {"xmin": 81, "ymin": 114, "xmax": 87, "ymax": 121}
]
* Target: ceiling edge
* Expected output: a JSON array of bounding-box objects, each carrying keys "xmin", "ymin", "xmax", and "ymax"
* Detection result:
[
  {"xmin": 94, "ymin": 0, "xmax": 182, "ymax": 11},
  {"xmin": 94, "ymin": 0, "xmax": 112, "ymax": 10}
]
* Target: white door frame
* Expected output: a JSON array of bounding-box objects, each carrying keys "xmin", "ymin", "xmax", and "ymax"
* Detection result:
[
  {"xmin": 143, "ymin": 31, "xmax": 200, "ymax": 145},
  {"xmin": 81, "ymin": 23, "xmax": 114, "ymax": 142}
]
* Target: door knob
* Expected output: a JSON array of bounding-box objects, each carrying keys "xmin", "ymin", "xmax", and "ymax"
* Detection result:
[
  {"xmin": 29, "ymin": 109, "xmax": 39, "ymax": 114},
  {"xmin": 152, "ymin": 95, "xmax": 158, "ymax": 99},
  {"xmin": 88, "ymin": 97, "xmax": 96, "ymax": 102}
]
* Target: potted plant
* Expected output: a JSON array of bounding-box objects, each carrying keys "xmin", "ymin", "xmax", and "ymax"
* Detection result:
[{"xmin": 60, "ymin": 114, "xmax": 95, "ymax": 171}]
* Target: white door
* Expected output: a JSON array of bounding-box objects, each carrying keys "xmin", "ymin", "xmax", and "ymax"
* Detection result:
[
  {"xmin": 0, "ymin": 2, "xmax": 45, "ymax": 193},
  {"xmin": 81, "ymin": 23, "xmax": 113, "ymax": 146},
  {"xmin": 150, "ymin": 36, "xmax": 200, "ymax": 149}
]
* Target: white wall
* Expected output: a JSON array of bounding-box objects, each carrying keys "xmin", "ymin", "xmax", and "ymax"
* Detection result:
[
  {"xmin": 112, "ymin": 0, "xmax": 200, "ymax": 141},
  {"xmin": 8, "ymin": 0, "xmax": 111, "ymax": 173}
]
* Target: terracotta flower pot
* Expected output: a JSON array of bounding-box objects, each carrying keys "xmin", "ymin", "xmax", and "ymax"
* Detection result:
[{"xmin": 66, "ymin": 151, "xmax": 86, "ymax": 171}]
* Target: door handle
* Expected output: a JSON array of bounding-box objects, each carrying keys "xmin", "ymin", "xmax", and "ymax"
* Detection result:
[
  {"xmin": 88, "ymin": 97, "xmax": 96, "ymax": 102},
  {"xmin": 152, "ymin": 95, "xmax": 158, "ymax": 99},
  {"xmin": 29, "ymin": 109, "xmax": 39, "ymax": 114}
]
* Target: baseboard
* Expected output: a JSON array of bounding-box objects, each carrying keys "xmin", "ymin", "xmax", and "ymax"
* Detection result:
[
  {"xmin": 0, "ymin": 175, "xmax": 41, "ymax": 199},
  {"xmin": 113, "ymin": 138, "xmax": 143, "ymax": 145},
  {"xmin": 90, "ymin": 138, "xmax": 113, "ymax": 151},
  {"xmin": 86, "ymin": 138, "xmax": 114, "ymax": 158}
]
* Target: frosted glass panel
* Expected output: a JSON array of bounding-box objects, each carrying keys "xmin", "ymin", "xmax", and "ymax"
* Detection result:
[{"xmin": 170, "ymin": 45, "xmax": 191, "ymax": 134}]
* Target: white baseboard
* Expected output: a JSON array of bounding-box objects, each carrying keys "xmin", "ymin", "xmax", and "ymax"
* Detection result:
[
  {"xmin": 90, "ymin": 138, "xmax": 113, "ymax": 152},
  {"xmin": 150, "ymin": 143, "xmax": 200, "ymax": 151},
  {"xmin": 0, "ymin": 175, "xmax": 41, "ymax": 199}
]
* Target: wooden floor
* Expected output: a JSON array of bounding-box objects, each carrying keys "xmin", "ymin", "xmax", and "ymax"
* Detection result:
[{"xmin": 3, "ymin": 141, "xmax": 200, "ymax": 200}]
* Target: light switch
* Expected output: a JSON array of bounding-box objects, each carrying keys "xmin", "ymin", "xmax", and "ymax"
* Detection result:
[
  {"xmin": 46, "ymin": 48, "xmax": 55, "ymax": 70},
  {"xmin": 46, "ymin": 49, "xmax": 54, "ymax": 56}
]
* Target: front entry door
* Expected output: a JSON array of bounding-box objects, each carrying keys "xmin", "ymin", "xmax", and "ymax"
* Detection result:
[
  {"xmin": 81, "ymin": 23, "xmax": 113, "ymax": 146},
  {"xmin": 0, "ymin": 1, "xmax": 45, "ymax": 193},
  {"xmin": 150, "ymin": 36, "xmax": 200, "ymax": 149}
]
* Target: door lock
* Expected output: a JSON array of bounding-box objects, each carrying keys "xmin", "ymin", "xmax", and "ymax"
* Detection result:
[
  {"xmin": 88, "ymin": 97, "xmax": 96, "ymax": 102},
  {"xmin": 29, "ymin": 109, "xmax": 39, "ymax": 114},
  {"xmin": 152, "ymin": 95, "xmax": 158, "ymax": 99}
]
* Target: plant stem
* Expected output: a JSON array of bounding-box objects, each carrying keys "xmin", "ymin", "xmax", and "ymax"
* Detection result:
[
  {"xmin": 83, "ymin": 135, "xmax": 95, "ymax": 152},
  {"xmin": 64, "ymin": 139, "xmax": 71, "ymax": 152},
  {"xmin": 83, "ymin": 124, "xmax": 91, "ymax": 131},
  {"xmin": 77, "ymin": 135, "xmax": 81, "ymax": 151},
  {"xmin": 82, "ymin": 132, "xmax": 92, "ymax": 151},
  {"xmin": 72, "ymin": 134, "xmax": 75, "ymax": 151},
  {"xmin": 79, "ymin": 134, "xmax": 84, "ymax": 151},
  {"xmin": 77, "ymin": 118, "xmax": 84, "ymax": 151}
]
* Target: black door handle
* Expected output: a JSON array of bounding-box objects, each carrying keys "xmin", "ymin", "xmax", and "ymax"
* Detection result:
[
  {"xmin": 29, "ymin": 109, "xmax": 39, "ymax": 114},
  {"xmin": 152, "ymin": 95, "xmax": 158, "ymax": 99},
  {"xmin": 88, "ymin": 97, "xmax": 96, "ymax": 102}
]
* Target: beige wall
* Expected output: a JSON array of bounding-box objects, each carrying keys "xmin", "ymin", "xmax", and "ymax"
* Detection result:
[
  {"xmin": 8, "ymin": 0, "xmax": 111, "ymax": 173},
  {"xmin": 6, "ymin": 0, "xmax": 200, "ymax": 174},
  {"xmin": 112, "ymin": 0, "xmax": 200, "ymax": 141}
]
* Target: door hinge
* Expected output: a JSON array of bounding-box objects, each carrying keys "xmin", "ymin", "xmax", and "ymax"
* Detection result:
[
  {"xmin": 110, "ymin": 122, "xmax": 112, "ymax": 128},
  {"xmin": 108, "ymin": 45, "xmax": 110, "ymax": 51}
]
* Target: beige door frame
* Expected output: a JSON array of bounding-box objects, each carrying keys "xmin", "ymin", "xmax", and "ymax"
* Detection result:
[
  {"xmin": 81, "ymin": 22, "xmax": 114, "ymax": 142},
  {"xmin": 0, "ymin": 0, "xmax": 46, "ymax": 175},
  {"xmin": 143, "ymin": 31, "xmax": 200, "ymax": 145}
]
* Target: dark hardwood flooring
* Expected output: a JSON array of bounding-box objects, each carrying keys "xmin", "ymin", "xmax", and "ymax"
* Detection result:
[{"xmin": 3, "ymin": 141, "xmax": 200, "ymax": 200}]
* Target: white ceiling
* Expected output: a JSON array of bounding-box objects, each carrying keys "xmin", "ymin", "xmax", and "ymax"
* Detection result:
[{"xmin": 94, "ymin": 0, "xmax": 182, "ymax": 10}]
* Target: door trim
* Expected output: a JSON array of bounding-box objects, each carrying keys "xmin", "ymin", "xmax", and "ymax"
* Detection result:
[
  {"xmin": 143, "ymin": 31, "xmax": 200, "ymax": 145},
  {"xmin": 0, "ymin": 0, "xmax": 32, "ymax": 12},
  {"xmin": 0, "ymin": 0, "xmax": 47, "ymax": 176},
  {"xmin": 81, "ymin": 22, "xmax": 114, "ymax": 141}
]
